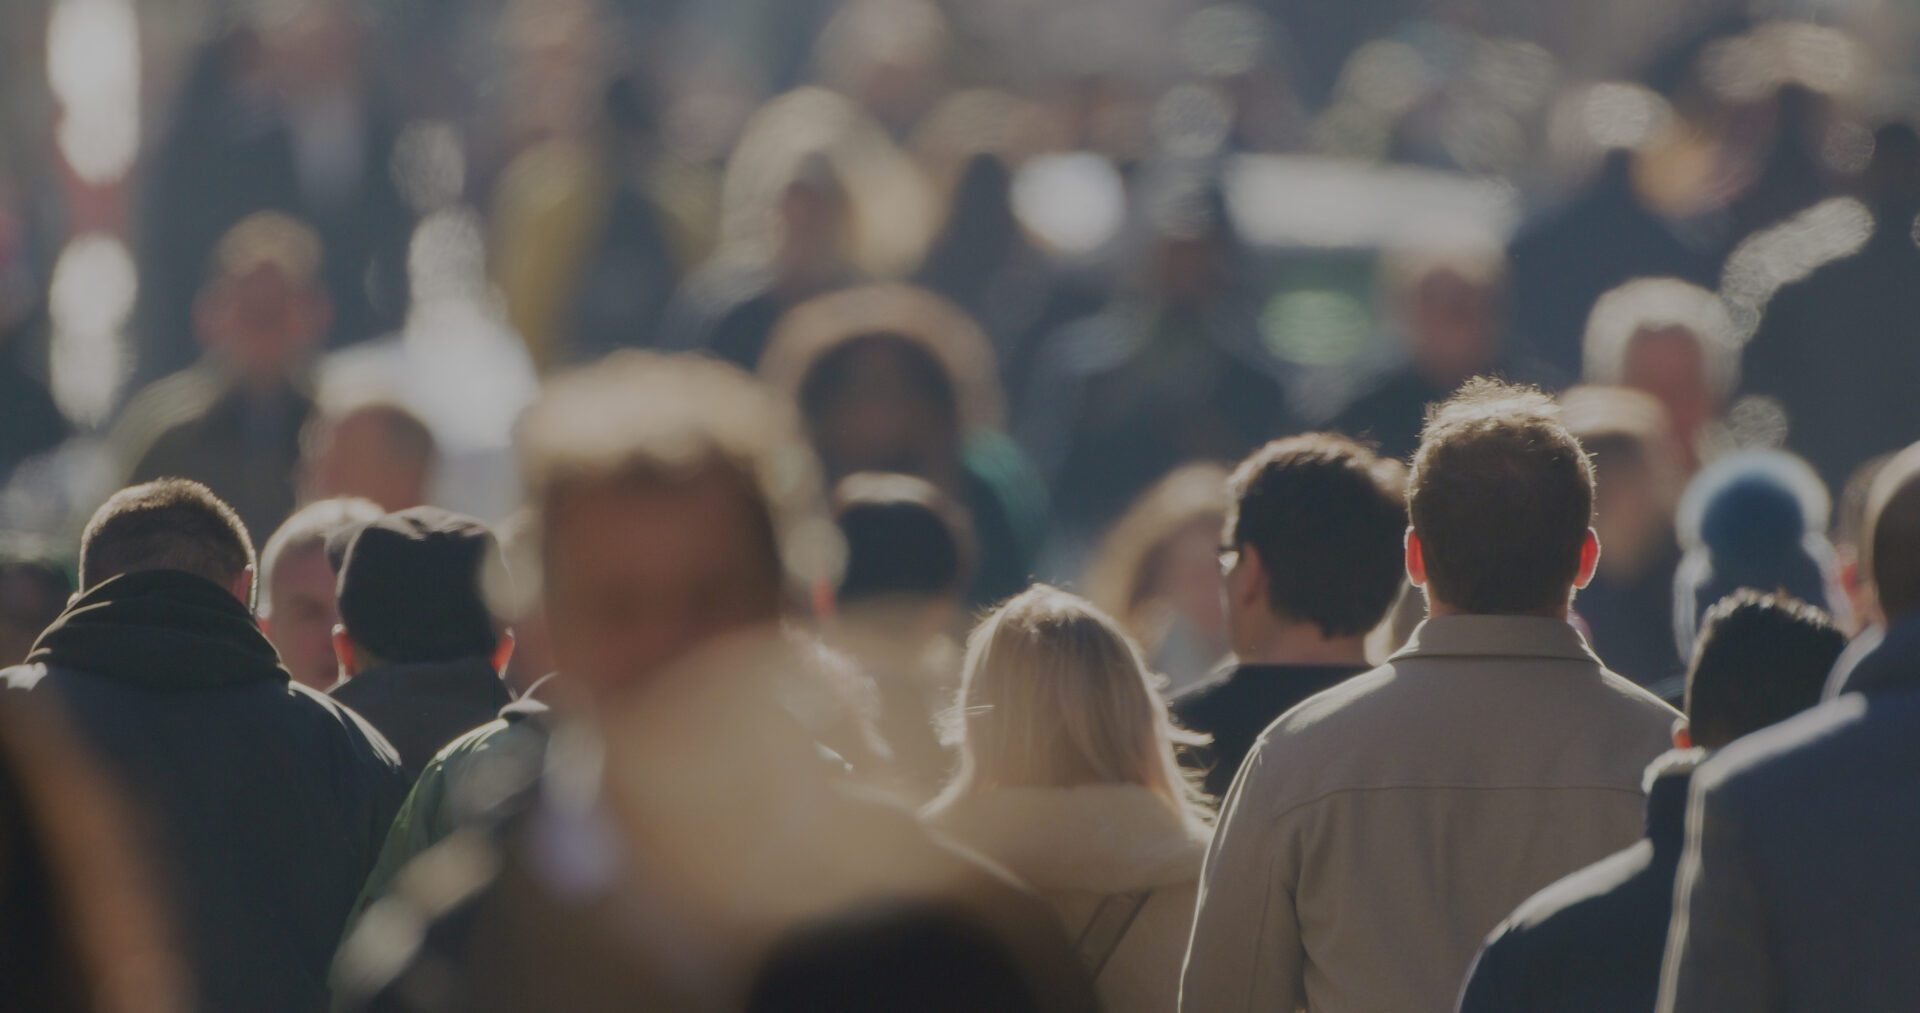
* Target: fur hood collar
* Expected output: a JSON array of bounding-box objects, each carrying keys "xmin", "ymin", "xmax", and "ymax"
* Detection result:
[{"xmin": 929, "ymin": 784, "xmax": 1210, "ymax": 894}]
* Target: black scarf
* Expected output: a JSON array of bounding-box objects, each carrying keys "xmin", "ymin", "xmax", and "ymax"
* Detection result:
[{"xmin": 28, "ymin": 570, "xmax": 289, "ymax": 691}]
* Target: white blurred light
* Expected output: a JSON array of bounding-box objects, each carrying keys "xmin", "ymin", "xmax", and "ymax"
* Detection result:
[
  {"xmin": 1152, "ymin": 83, "xmax": 1234, "ymax": 158},
  {"xmin": 1580, "ymin": 82, "xmax": 1671, "ymax": 151},
  {"xmin": 48, "ymin": 234, "xmax": 136, "ymax": 428},
  {"xmin": 1720, "ymin": 197, "xmax": 1873, "ymax": 342},
  {"xmin": 47, "ymin": 0, "xmax": 141, "ymax": 185},
  {"xmin": 1179, "ymin": 5, "xmax": 1269, "ymax": 79},
  {"xmin": 1012, "ymin": 154, "xmax": 1126, "ymax": 257},
  {"xmin": 391, "ymin": 120, "xmax": 468, "ymax": 213}
]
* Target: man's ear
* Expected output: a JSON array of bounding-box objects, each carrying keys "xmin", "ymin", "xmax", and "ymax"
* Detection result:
[
  {"xmin": 1673, "ymin": 721, "xmax": 1694, "ymax": 750},
  {"xmin": 1574, "ymin": 528, "xmax": 1602, "ymax": 590},
  {"xmin": 332, "ymin": 625, "xmax": 356, "ymax": 680},
  {"xmin": 1231, "ymin": 543, "xmax": 1269, "ymax": 611},
  {"xmin": 1404, "ymin": 528, "xmax": 1427, "ymax": 588},
  {"xmin": 492, "ymin": 629, "xmax": 517, "ymax": 674},
  {"xmin": 232, "ymin": 565, "xmax": 257, "ymax": 611}
]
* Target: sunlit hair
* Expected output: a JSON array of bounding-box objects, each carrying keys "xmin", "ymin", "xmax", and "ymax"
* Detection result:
[
  {"xmin": 212, "ymin": 211, "xmax": 322, "ymax": 286},
  {"xmin": 759, "ymin": 283, "xmax": 1004, "ymax": 432},
  {"xmin": 930, "ymin": 586, "xmax": 1211, "ymax": 830},
  {"xmin": 1582, "ymin": 277, "xmax": 1740, "ymax": 400},
  {"xmin": 715, "ymin": 87, "xmax": 934, "ymax": 276},
  {"xmin": 517, "ymin": 351, "xmax": 845, "ymax": 597},
  {"xmin": 1082, "ymin": 462, "xmax": 1231, "ymax": 657},
  {"xmin": 257, "ymin": 497, "xmax": 383, "ymax": 619}
]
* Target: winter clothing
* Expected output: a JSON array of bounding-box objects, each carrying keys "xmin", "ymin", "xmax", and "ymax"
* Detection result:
[
  {"xmin": 334, "ymin": 507, "xmax": 504, "ymax": 665},
  {"xmin": 1, "ymin": 569, "xmax": 407, "ymax": 1012},
  {"xmin": 1173, "ymin": 662, "xmax": 1367, "ymax": 798},
  {"xmin": 1182, "ymin": 615, "xmax": 1678, "ymax": 1013},
  {"xmin": 329, "ymin": 656, "xmax": 513, "ymax": 775},
  {"xmin": 1659, "ymin": 686, "xmax": 1920, "ymax": 1011},
  {"xmin": 1459, "ymin": 750, "xmax": 1701, "ymax": 1012},
  {"xmin": 341, "ymin": 678, "xmax": 554, "ymax": 937},
  {"xmin": 930, "ymin": 784, "xmax": 1210, "ymax": 1013}
]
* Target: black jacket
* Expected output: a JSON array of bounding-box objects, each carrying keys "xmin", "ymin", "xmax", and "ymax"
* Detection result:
[
  {"xmin": 330, "ymin": 656, "xmax": 513, "ymax": 776},
  {"xmin": 1172, "ymin": 663, "xmax": 1365, "ymax": 797},
  {"xmin": 1, "ymin": 570, "xmax": 408, "ymax": 1013},
  {"xmin": 1458, "ymin": 752, "xmax": 1697, "ymax": 1012},
  {"xmin": 1661, "ymin": 624, "xmax": 1920, "ymax": 1010}
]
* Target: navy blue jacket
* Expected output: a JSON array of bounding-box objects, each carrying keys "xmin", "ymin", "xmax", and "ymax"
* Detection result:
[
  {"xmin": 1659, "ymin": 624, "xmax": 1920, "ymax": 1011},
  {"xmin": 2, "ymin": 570, "xmax": 408, "ymax": 1012},
  {"xmin": 1459, "ymin": 753, "xmax": 1696, "ymax": 1012}
]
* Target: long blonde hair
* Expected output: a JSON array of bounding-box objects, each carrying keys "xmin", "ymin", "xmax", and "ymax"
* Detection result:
[{"xmin": 931, "ymin": 586, "xmax": 1210, "ymax": 828}]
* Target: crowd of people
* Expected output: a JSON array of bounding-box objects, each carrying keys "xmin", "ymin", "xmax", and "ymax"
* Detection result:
[{"xmin": 7, "ymin": 0, "xmax": 1920, "ymax": 1010}]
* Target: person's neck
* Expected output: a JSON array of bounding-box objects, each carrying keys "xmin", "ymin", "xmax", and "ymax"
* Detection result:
[
  {"xmin": 1424, "ymin": 595, "xmax": 1571, "ymax": 621},
  {"xmin": 1236, "ymin": 620, "xmax": 1370, "ymax": 669}
]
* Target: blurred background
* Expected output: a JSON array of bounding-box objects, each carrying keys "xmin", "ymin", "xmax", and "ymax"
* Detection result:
[{"xmin": 1, "ymin": 0, "xmax": 1916, "ymax": 690}]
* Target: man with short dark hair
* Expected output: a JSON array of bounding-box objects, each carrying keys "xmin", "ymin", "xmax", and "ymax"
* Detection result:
[
  {"xmin": 1183, "ymin": 379, "xmax": 1678, "ymax": 1013},
  {"xmin": 259, "ymin": 496, "xmax": 384, "ymax": 689},
  {"xmin": 1173, "ymin": 433, "xmax": 1406, "ymax": 797},
  {"xmin": 1461, "ymin": 591, "xmax": 1843, "ymax": 1011},
  {"xmin": 1659, "ymin": 443, "xmax": 1920, "ymax": 1011},
  {"xmin": 328, "ymin": 507, "xmax": 515, "ymax": 774},
  {"xmin": 2, "ymin": 478, "xmax": 406, "ymax": 1013}
]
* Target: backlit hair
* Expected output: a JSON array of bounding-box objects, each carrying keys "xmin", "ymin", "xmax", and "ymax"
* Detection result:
[
  {"xmin": 257, "ymin": 497, "xmax": 384, "ymax": 618},
  {"xmin": 517, "ymin": 351, "xmax": 844, "ymax": 596},
  {"xmin": 931, "ymin": 586, "xmax": 1210, "ymax": 830},
  {"xmin": 1582, "ymin": 277, "xmax": 1740, "ymax": 400}
]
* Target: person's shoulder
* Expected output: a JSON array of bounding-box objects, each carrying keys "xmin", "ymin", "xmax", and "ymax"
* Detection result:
[
  {"xmin": 1169, "ymin": 663, "xmax": 1245, "ymax": 723},
  {"xmin": 1694, "ymin": 691, "xmax": 1884, "ymax": 807},
  {"xmin": 1500, "ymin": 840, "xmax": 1652, "ymax": 939},
  {"xmin": 1231, "ymin": 664, "xmax": 1399, "ymax": 784},
  {"xmin": 1591, "ymin": 666, "xmax": 1686, "ymax": 723},
  {"xmin": 288, "ymin": 681, "xmax": 406, "ymax": 772}
]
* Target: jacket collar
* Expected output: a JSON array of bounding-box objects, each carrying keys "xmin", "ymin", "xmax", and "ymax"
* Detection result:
[
  {"xmin": 1825, "ymin": 614, "xmax": 1920, "ymax": 699},
  {"xmin": 1642, "ymin": 748, "xmax": 1702, "ymax": 853},
  {"xmin": 29, "ymin": 570, "xmax": 288, "ymax": 691},
  {"xmin": 1389, "ymin": 615, "xmax": 1601, "ymax": 665}
]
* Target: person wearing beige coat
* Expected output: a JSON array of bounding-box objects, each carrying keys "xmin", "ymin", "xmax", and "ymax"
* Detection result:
[{"xmin": 1182, "ymin": 380, "xmax": 1682, "ymax": 1012}]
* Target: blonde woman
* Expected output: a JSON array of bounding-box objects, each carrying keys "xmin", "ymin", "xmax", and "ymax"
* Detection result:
[{"xmin": 926, "ymin": 586, "xmax": 1211, "ymax": 1013}]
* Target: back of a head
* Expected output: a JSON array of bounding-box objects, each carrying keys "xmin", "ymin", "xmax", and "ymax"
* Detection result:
[
  {"xmin": 336, "ymin": 507, "xmax": 505, "ymax": 665},
  {"xmin": 258, "ymin": 497, "xmax": 384, "ymax": 618},
  {"xmin": 833, "ymin": 473, "xmax": 973, "ymax": 607},
  {"xmin": 1228, "ymin": 433, "xmax": 1406, "ymax": 636},
  {"xmin": 944, "ymin": 586, "xmax": 1200, "ymax": 817},
  {"xmin": 1408, "ymin": 380, "xmax": 1594, "ymax": 615},
  {"xmin": 79, "ymin": 480, "xmax": 255, "ymax": 594},
  {"xmin": 1865, "ymin": 442, "xmax": 1920, "ymax": 624},
  {"xmin": 1675, "ymin": 450, "xmax": 1840, "ymax": 644},
  {"xmin": 1685, "ymin": 591, "xmax": 1845, "ymax": 749}
]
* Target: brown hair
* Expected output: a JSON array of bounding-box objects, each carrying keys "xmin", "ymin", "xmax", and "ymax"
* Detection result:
[
  {"xmin": 1864, "ymin": 443, "xmax": 1920, "ymax": 622},
  {"xmin": 1408, "ymin": 379, "xmax": 1594, "ymax": 614},
  {"xmin": 80, "ymin": 480, "xmax": 255, "ymax": 594},
  {"xmin": 1227, "ymin": 434, "xmax": 1407, "ymax": 636}
]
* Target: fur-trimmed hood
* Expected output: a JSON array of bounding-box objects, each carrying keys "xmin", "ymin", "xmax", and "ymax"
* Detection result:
[{"xmin": 928, "ymin": 785, "xmax": 1210, "ymax": 895}]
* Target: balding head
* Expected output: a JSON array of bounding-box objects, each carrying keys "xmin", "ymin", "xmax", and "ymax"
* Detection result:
[{"xmin": 1865, "ymin": 443, "xmax": 1920, "ymax": 623}]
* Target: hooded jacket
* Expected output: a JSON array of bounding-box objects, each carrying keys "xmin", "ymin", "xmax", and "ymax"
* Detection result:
[
  {"xmin": 1, "ymin": 569, "xmax": 408, "ymax": 1013},
  {"xmin": 330, "ymin": 655, "xmax": 514, "ymax": 775},
  {"xmin": 929, "ymin": 784, "xmax": 1210, "ymax": 1013},
  {"xmin": 1459, "ymin": 750, "xmax": 1701, "ymax": 1012}
]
